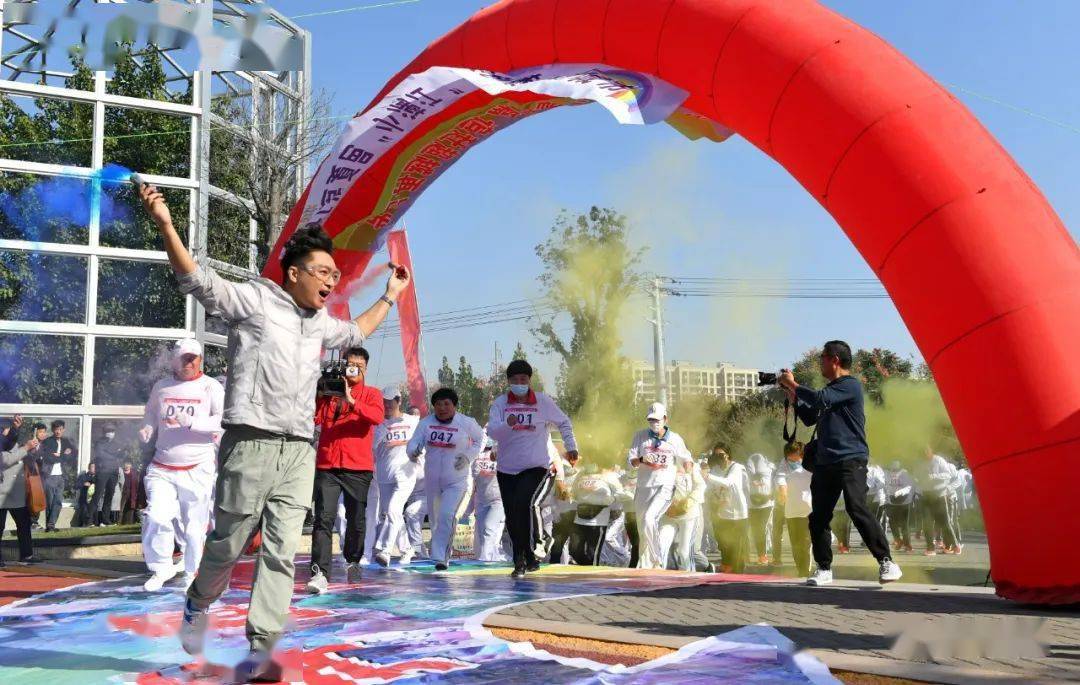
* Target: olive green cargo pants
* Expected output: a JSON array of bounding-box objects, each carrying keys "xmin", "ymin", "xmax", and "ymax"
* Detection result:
[{"xmin": 186, "ymin": 427, "xmax": 315, "ymax": 651}]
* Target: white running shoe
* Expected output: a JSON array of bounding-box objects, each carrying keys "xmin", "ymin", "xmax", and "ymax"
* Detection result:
[
  {"xmin": 806, "ymin": 568, "xmax": 833, "ymax": 586},
  {"xmin": 306, "ymin": 570, "xmax": 329, "ymax": 595},
  {"xmin": 358, "ymin": 556, "xmax": 371, "ymax": 566},
  {"xmin": 879, "ymin": 559, "xmax": 902, "ymax": 583},
  {"xmin": 374, "ymin": 552, "xmax": 391, "ymax": 568},
  {"xmin": 179, "ymin": 599, "xmax": 209, "ymax": 656},
  {"xmin": 182, "ymin": 572, "xmax": 197, "ymax": 591},
  {"xmin": 144, "ymin": 569, "xmax": 178, "ymax": 592},
  {"xmin": 399, "ymin": 550, "xmax": 414, "ymax": 565},
  {"xmin": 173, "ymin": 561, "xmax": 186, "ymax": 575}
]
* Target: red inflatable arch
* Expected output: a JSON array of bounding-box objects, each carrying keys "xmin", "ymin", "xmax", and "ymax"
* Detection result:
[{"xmin": 267, "ymin": 0, "xmax": 1080, "ymax": 602}]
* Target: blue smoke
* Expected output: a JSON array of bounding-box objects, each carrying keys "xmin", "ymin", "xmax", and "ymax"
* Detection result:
[{"xmin": 0, "ymin": 163, "xmax": 135, "ymax": 243}]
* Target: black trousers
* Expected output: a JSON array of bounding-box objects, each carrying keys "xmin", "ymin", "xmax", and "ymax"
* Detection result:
[
  {"xmin": 496, "ymin": 468, "xmax": 553, "ymax": 567},
  {"xmin": 886, "ymin": 503, "xmax": 911, "ymax": 547},
  {"xmin": 786, "ymin": 516, "xmax": 812, "ymax": 576},
  {"xmin": 548, "ymin": 510, "xmax": 576, "ymax": 563},
  {"xmin": 771, "ymin": 504, "xmax": 786, "ymax": 562},
  {"xmin": 569, "ymin": 523, "xmax": 606, "ymax": 566},
  {"xmin": 311, "ymin": 468, "xmax": 372, "ymax": 574},
  {"xmin": 92, "ymin": 471, "xmax": 119, "ymax": 524},
  {"xmin": 748, "ymin": 506, "xmax": 773, "ymax": 559},
  {"xmin": 0, "ymin": 507, "xmax": 33, "ymax": 559},
  {"xmin": 712, "ymin": 517, "xmax": 749, "ymax": 573},
  {"xmin": 625, "ymin": 511, "xmax": 640, "ymax": 568},
  {"xmin": 831, "ymin": 510, "xmax": 851, "ymax": 547},
  {"xmin": 44, "ymin": 475, "xmax": 65, "ymax": 529},
  {"xmin": 920, "ymin": 495, "xmax": 957, "ymax": 549},
  {"xmin": 808, "ymin": 459, "xmax": 892, "ymax": 570}
]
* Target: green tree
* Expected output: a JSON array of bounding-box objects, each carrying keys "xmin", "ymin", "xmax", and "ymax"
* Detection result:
[
  {"xmin": 533, "ymin": 207, "xmax": 643, "ymax": 464},
  {"xmin": 437, "ymin": 356, "xmax": 455, "ymax": 389}
]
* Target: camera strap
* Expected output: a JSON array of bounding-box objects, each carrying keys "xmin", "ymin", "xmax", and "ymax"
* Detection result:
[{"xmin": 783, "ymin": 399, "xmax": 798, "ymax": 444}]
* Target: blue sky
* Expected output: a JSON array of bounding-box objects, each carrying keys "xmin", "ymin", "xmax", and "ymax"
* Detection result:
[{"xmin": 268, "ymin": 0, "xmax": 1079, "ymax": 388}]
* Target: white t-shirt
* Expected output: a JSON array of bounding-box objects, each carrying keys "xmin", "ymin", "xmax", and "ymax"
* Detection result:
[
  {"xmin": 627, "ymin": 429, "xmax": 693, "ymax": 490},
  {"xmin": 774, "ymin": 460, "xmax": 813, "ymax": 519},
  {"xmin": 706, "ymin": 461, "xmax": 750, "ymax": 520},
  {"xmin": 373, "ymin": 413, "xmax": 421, "ymax": 484},
  {"xmin": 143, "ymin": 375, "xmax": 225, "ymax": 467},
  {"xmin": 472, "ymin": 448, "xmax": 501, "ymax": 505}
]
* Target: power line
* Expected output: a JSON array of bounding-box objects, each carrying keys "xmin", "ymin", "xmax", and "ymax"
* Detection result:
[
  {"xmin": 291, "ymin": 0, "xmax": 423, "ymax": 20},
  {"xmin": 943, "ymin": 82, "xmax": 1080, "ymax": 137}
]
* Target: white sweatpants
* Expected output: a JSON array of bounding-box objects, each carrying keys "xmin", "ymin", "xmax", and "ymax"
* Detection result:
[
  {"xmin": 403, "ymin": 491, "xmax": 426, "ymax": 557},
  {"xmin": 142, "ymin": 460, "xmax": 215, "ymax": 575},
  {"xmin": 635, "ymin": 484, "xmax": 674, "ymax": 570},
  {"xmin": 427, "ymin": 481, "xmax": 470, "ymax": 565},
  {"xmin": 374, "ymin": 477, "xmax": 417, "ymax": 556},
  {"xmin": 473, "ymin": 499, "xmax": 507, "ymax": 562},
  {"xmin": 659, "ymin": 514, "xmax": 701, "ymax": 572}
]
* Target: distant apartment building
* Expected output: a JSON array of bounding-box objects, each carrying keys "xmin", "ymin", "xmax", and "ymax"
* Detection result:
[{"xmin": 631, "ymin": 360, "xmax": 761, "ymax": 404}]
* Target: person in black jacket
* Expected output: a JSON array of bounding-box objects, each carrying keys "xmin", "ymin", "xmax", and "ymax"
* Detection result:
[
  {"xmin": 779, "ymin": 340, "xmax": 901, "ymax": 587},
  {"xmin": 40, "ymin": 420, "xmax": 77, "ymax": 532},
  {"xmin": 73, "ymin": 462, "xmax": 96, "ymax": 527},
  {"xmin": 92, "ymin": 423, "xmax": 125, "ymax": 526}
]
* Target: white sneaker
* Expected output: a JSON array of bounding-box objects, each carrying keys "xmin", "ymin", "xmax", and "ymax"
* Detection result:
[
  {"xmin": 806, "ymin": 568, "xmax": 833, "ymax": 586},
  {"xmin": 879, "ymin": 559, "xmax": 902, "ymax": 583},
  {"xmin": 144, "ymin": 569, "xmax": 178, "ymax": 592},
  {"xmin": 182, "ymin": 572, "xmax": 196, "ymax": 591},
  {"xmin": 173, "ymin": 561, "xmax": 186, "ymax": 575},
  {"xmin": 374, "ymin": 552, "xmax": 391, "ymax": 568},
  {"xmin": 358, "ymin": 556, "xmax": 371, "ymax": 566},
  {"xmin": 399, "ymin": 550, "xmax": 414, "ymax": 565},
  {"xmin": 305, "ymin": 570, "xmax": 329, "ymax": 595}
]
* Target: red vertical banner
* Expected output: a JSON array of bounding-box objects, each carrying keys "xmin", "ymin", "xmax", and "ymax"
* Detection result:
[{"xmin": 386, "ymin": 227, "xmax": 428, "ymax": 416}]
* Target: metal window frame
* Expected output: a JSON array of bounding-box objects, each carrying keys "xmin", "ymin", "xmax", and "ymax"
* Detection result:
[{"xmin": 1, "ymin": 1, "xmax": 312, "ymax": 468}]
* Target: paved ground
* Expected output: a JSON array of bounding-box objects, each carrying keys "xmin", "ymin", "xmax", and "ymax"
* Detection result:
[
  {"xmin": 0, "ymin": 568, "xmax": 94, "ymax": 606},
  {"xmin": 491, "ymin": 577, "xmax": 1080, "ymax": 683}
]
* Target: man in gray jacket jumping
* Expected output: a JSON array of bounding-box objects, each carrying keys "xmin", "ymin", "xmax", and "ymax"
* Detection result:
[{"xmin": 139, "ymin": 183, "xmax": 410, "ymax": 680}]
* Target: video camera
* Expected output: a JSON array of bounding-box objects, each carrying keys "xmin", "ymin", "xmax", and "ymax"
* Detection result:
[
  {"xmin": 757, "ymin": 371, "xmax": 779, "ymax": 386},
  {"xmin": 317, "ymin": 352, "xmax": 349, "ymax": 397}
]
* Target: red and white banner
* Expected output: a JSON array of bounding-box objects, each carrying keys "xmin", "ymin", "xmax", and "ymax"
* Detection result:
[{"xmin": 386, "ymin": 227, "xmax": 428, "ymax": 416}]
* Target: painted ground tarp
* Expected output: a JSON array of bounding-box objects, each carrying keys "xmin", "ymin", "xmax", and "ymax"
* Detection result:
[{"xmin": 0, "ymin": 559, "xmax": 836, "ymax": 684}]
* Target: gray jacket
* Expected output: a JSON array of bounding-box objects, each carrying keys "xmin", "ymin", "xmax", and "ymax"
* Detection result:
[
  {"xmin": 177, "ymin": 266, "xmax": 366, "ymax": 440},
  {"xmin": 0, "ymin": 444, "xmax": 28, "ymax": 509}
]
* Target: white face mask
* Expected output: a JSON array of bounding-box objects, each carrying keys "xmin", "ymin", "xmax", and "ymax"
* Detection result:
[
  {"xmin": 509, "ymin": 384, "xmax": 530, "ymax": 397},
  {"xmin": 648, "ymin": 420, "xmax": 663, "ymax": 434},
  {"xmin": 104, "ymin": 432, "xmax": 115, "ymax": 440}
]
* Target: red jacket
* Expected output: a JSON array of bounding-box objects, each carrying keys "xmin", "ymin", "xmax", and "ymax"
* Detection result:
[{"xmin": 314, "ymin": 383, "xmax": 384, "ymax": 471}]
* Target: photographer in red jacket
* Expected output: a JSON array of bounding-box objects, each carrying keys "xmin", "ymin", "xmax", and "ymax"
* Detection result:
[{"xmin": 307, "ymin": 347, "xmax": 384, "ymax": 593}]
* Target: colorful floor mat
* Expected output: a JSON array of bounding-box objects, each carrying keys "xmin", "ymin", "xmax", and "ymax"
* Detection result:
[{"xmin": 0, "ymin": 557, "xmax": 837, "ymax": 683}]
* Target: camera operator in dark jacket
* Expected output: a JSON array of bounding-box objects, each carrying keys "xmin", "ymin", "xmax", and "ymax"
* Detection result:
[
  {"xmin": 779, "ymin": 340, "xmax": 901, "ymax": 587},
  {"xmin": 40, "ymin": 420, "xmax": 77, "ymax": 531}
]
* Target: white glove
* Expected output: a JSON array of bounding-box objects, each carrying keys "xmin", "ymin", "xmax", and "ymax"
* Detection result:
[
  {"xmin": 173, "ymin": 411, "xmax": 193, "ymax": 428},
  {"xmin": 453, "ymin": 453, "xmax": 468, "ymax": 470},
  {"xmin": 138, "ymin": 426, "xmax": 154, "ymax": 444}
]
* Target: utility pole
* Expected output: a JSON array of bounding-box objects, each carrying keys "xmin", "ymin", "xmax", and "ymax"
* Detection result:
[{"xmin": 650, "ymin": 276, "xmax": 669, "ymax": 406}]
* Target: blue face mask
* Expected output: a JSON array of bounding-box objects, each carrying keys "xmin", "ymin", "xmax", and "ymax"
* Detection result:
[{"xmin": 509, "ymin": 384, "xmax": 530, "ymax": 397}]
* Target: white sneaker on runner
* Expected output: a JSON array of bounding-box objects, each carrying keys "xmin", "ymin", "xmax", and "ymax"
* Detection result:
[
  {"xmin": 399, "ymin": 550, "xmax": 414, "ymax": 565},
  {"xmin": 374, "ymin": 552, "xmax": 391, "ymax": 568},
  {"xmin": 144, "ymin": 569, "xmax": 178, "ymax": 592},
  {"xmin": 306, "ymin": 570, "xmax": 329, "ymax": 595},
  {"xmin": 806, "ymin": 568, "xmax": 833, "ymax": 586},
  {"xmin": 879, "ymin": 559, "xmax": 902, "ymax": 583},
  {"xmin": 182, "ymin": 572, "xmax": 196, "ymax": 591}
]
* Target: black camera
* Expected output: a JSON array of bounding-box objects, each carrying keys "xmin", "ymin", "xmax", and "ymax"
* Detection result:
[
  {"xmin": 757, "ymin": 371, "xmax": 778, "ymax": 386},
  {"xmin": 317, "ymin": 355, "xmax": 348, "ymax": 397}
]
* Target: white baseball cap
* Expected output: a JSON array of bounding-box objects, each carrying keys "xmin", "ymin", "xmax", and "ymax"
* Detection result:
[
  {"xmin": 173, "ymin": 338, "xmax": 203, "ymax": 359},
  {"xmin": 381, "ymin": 385, "xmax": 401, "ymax": 401},
  {"xmin": 646, "ymin": 402, "xmax": 667, "ymax": 421}
]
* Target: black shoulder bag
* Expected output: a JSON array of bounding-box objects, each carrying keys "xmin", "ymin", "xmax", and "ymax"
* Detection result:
[{"xmin": 784, "ymin": 399, "xmax": 819, "ymax": 473}]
